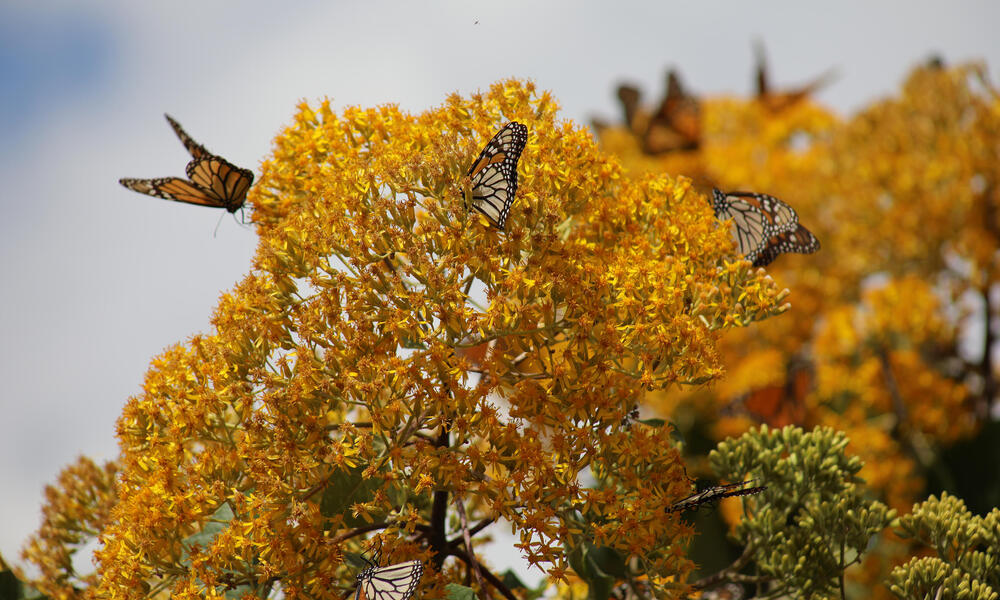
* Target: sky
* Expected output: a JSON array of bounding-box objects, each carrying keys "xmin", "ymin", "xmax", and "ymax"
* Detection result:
[{"xmin": 1, "ymin": 0, "xmax": 998, "ymax": 583}]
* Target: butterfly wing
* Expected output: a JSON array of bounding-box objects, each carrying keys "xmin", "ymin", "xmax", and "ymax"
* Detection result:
[
  {"xmin": 185, "ymin": 157, "xmax": 254, "ymax": 213},
  {"xmin": 119, "ymin": 177, "xmax": 227, "ymax": 208},
  {"xmin": 752, "ymin": 223, "xmax": 820, "ymax": 267},
  {"xmin": 165, "ymin": 114, "xmax": 212, "ymax": 160},
  {"xmin": 722, "ymin": 191, "xmax": 799, "ymax": 233},
  {"xmin": 711, "ymin": 189, "xmax": 818, "ymax": 266},
  {"xmin": 669, "ymin": 480, "xmax": 766, "ymax": 512},
  {"xmin": 358, "ymin": 561, "xmax": 424, "ymax": 600},
  {"xmin": 465, "ymin": 122, "xmax": 528, "ymax": 229},
  {"xmin": 711, "ymin": 190, "xmax": 769, "ymax": 259},
  {"xmin": 643, "ymin": 70, "xmax": 700, "ymax": 153}
]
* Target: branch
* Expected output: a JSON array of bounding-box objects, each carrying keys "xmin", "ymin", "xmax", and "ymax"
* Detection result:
[
  {"xmin": 449, "ymin": 548, "xmax": 519, "ymax": 600},
  {"xmin": 331, "ymin": 522, "xmax": 392, "ymax": 544},
  {"xmin": 448, "ymin": 518, "xmax": 496, "ymax": 546},
  {"xmin": 429, "ymin": 425, "xmax": 450, "ymax": 569},
  {"xmin": 877, "ymin": 348, "xmax": 908, "ymax": 436},
  {"xmin": 839, "ymin": 535, "xmax": 846, "ymax": 600},
  {"xmin": 878, "ymin": 348, "xmax": 957, "ymax": 488},
  {"xmin": 981, "ymin": 285, "xmax": 996, "ymax": 414},
  {"xmin": 455, "ymin": 497, "xmax": 488, "ymax": 598},
  {"xmin": 690, "ymin": 543, "xmax": 765, "ymax": 590}
]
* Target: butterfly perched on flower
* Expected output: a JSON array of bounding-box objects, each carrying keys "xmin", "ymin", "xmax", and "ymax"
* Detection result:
[
  {"xmin": 463, "ymin": 122, "xmax": 528, "ymax": 230},
  {"xmin": 354, "ymin": 559, "xmax": 424, "ymax": 600},
  {"xmin": 710, "ymin": 189, "xmax": 819, "ymax": 267},
  {"xmin": 668, "ymin": 480, "xmax": 767, "ymax": 513},
  {"xmin": 119, "ymin": 114, "xmax": 254, "ymax": 213}
]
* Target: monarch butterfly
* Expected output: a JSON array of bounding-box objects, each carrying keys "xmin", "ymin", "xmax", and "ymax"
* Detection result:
[
  {"xmin": 464, "ymin": 122, "xmax": 528, "ymax": 230},
  {"xmin": 754, "ymin": 41, "xmax": 837, "ymax": 114},
  {"xmin": 119, "ymin": 114, "xmax": 253, "ymax": 213},
  {"xmin": 643, "ymin": 69, "xmax": 700, "ymax": 154},
  {"xmin": 726, "ymin": 359, "xmax": 812, "ymax": 427},
  {"xmin": 710, "ymin": 189, "xmax": 819, "ymax": 267},
  {"xmin": 355, "ymin": 559, "xmax": 424, "ymax": 600},
  {"xmin": 668, "ymin": 480, "xmax": 767, "ymax": 513}
]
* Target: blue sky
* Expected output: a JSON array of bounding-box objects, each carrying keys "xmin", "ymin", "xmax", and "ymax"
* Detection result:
[{"xmin": 1, "ymin": 0, "xmax": 998, "ymax": 580}]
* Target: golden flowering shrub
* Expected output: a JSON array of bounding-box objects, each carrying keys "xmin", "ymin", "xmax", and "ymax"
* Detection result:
[
  {"xmin": 600, "ymin": 60, "xmax": 999, "ymax": 596},
  {"xmin": 29, "ymin": 80, "xmax": 789, "ymax": 600},
  {"xmin": 16, "ymin": 457, "xmax": 118, "ymax": 600}
]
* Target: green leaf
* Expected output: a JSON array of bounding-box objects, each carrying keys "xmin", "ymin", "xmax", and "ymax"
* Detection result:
[
  {"xmin": 343, "ymin": 552, "xmax": 372, "ymax": 570},
  {"xmin": 178, "ymin": 504, "xmax": 254, "ymax": 600},
  {"xmin": 567, "ymin": 544, "xmax": 587, "ymax": 581},
  {"xmin": 500, "ymin": 569, "xmax": 527, "ymax": 591},
  {"xmin": 0, "ymin": 569, "xmax": 22, "ymax": 600},
  {"xmin": 568, "ymin": 543, "xmax": 617, "ymax": 600},
  {"xmin": 584, "ymin": 571, "xmax": 613, "ymax": 600},
  {"xmin": 638, "ymin": 418, "xmax": 666, "ymax": 428},
  {"xmin": 445, "ymin": 583, "xmax": 478, "ymax": 600},
  {"xmin": 181, "ymin": 503, "xmax": 234, "ymax": 557},
  {"xmin": 668, "ymin": 422, "xmax": 685, "ymax": 444},
  {"xmin": 587, "ymin": 546, "xmax": 626, "ymax": 578},
  {"xmin": 320, "ymin": 466, "xmax": 384, "ymax": 527}
]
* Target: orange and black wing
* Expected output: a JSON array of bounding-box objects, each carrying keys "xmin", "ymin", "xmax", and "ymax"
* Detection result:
[
  {"xmin": 710, "ymin": 189, "xmax": 817, "ymax": 266},
  {"xmin": 752, "ymin": 222, "xmax": 820, "ymax": 267},
  {"xmin": 465, "ymin": 122, "xmax": 528, "ymax": 229},
  {"xmin": 185, "ymin": 157, "xmax": 254, "ymax": 213},
  {"xmin": 643, "ymin": 69, "xmax": 700, "ymax": 154},
  {"xmin": 669, "ymin": 480, "xmax": 767, "ymax": 513},
  {"xmin": 355, "ymin": 561, "xmax": 423, "ymax": 600},
  {"xmin": 119, "ymin": 176, "xmax": 226, "ymax": 209},
  {"xmin": 120, "ymin": 116, "xmax": 253, "ymax": 212},
  {"xmin": 165, "ymin": 114, "xmax": 212, "ymax": 160}
]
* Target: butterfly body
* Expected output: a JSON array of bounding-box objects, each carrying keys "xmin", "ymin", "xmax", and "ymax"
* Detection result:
[
  {"xmin": 355, "ymin": 560, "xmax": 424, "ymax": 600},
  {"xmin": 119, "ymin": 114, "xmax": 253, "ymax": 213},
  {"xmin": 710, "ymin": 189, "xmax": 819, "ymax": 267},
  {"xmin": 464, "ymin": 122, "xmax": 528, "ymax": 229},
  {"xmin": 668, "ymin": 480, "xmax": 767, "ymax": 513}
]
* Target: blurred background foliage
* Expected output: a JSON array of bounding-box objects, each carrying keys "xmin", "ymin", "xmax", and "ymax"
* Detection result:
[{"xmin": 5, "ymin": 57, "xmax": 1000, "ymax": 600}]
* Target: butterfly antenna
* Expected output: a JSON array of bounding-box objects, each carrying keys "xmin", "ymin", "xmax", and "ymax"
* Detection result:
[
  {"xmin": 213, "ymin": 211, "xmax": 226, "ymax": 238},
  {"xmin": 232, "ymin": 208, "xmax": 250, "ymax": 229}
]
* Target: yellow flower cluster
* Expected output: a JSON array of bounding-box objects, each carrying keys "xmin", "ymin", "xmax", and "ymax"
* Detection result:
[
  {"xmin": 20, "ymin": 456, "xmax": 119, "ymax": 600},
  {"xmin": 11, "ymin": 80, "xmax": 790, "ymax": 600}
]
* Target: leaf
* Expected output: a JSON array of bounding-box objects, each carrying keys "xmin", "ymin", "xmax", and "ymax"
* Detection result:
[
  {"xmin": 500, "ymin": 570, "xmax": 527, "ymax": 591},
  {"xmin": 568, "ymin": 543, "xmax": 618, "ymax": 600},
  {"xmin": 320, "ymin": 466, "xmax": 384, "ymax": 527},
  {"xmin": 567, "ymin": 544, "xmax": 587, "ymax": 581},
  {"xmin": 344, "ymin": 552, "xmax": 372, "ymax": 570},
  {"xmin": 445, "ymin": 583, "xmax": 478, "ymax": 600},
  {"xmin": 178, "ymin": 504, "xmax": 254, "ymax": 600},
  {"xmin": 181, "ymin": 503, "xmax": 234, "ymax": 556},
  {"xmin": 0, "ymin": 569, "xmax": 22, "ymax": 600},
  {"xmin": 587, "ymin": 546, "xmax": 626, "ymax": 579}
]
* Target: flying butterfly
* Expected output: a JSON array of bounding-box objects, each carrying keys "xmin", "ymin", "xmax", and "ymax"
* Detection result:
[
  {"xmin": 119, "ymin": 114, "xmax": 254, "ymax": 213},
  {"xmin": 724, "ymin": 359, "xmax": 813, "ymax": 428},
  {"xmin": 643, "ymin": 69, "xmax": 701, "ymax": 154},
  {"xmin": 668, "ymin": 480, "xmax": 767, "ymax": 513},
  {"xmin": 754, "ymin": 40, "xmax": 838, "ymax": 114},
  {"xmin": 710, "ymin": 189, "xmax": 819, "ymax": 267},
  {"xmin": 463, "ymin": 122, "xmax": 528, "ymax": 230},
  {"xmin": 354, "ymin": 559, "xmax": 424, "ymax": 600}
]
